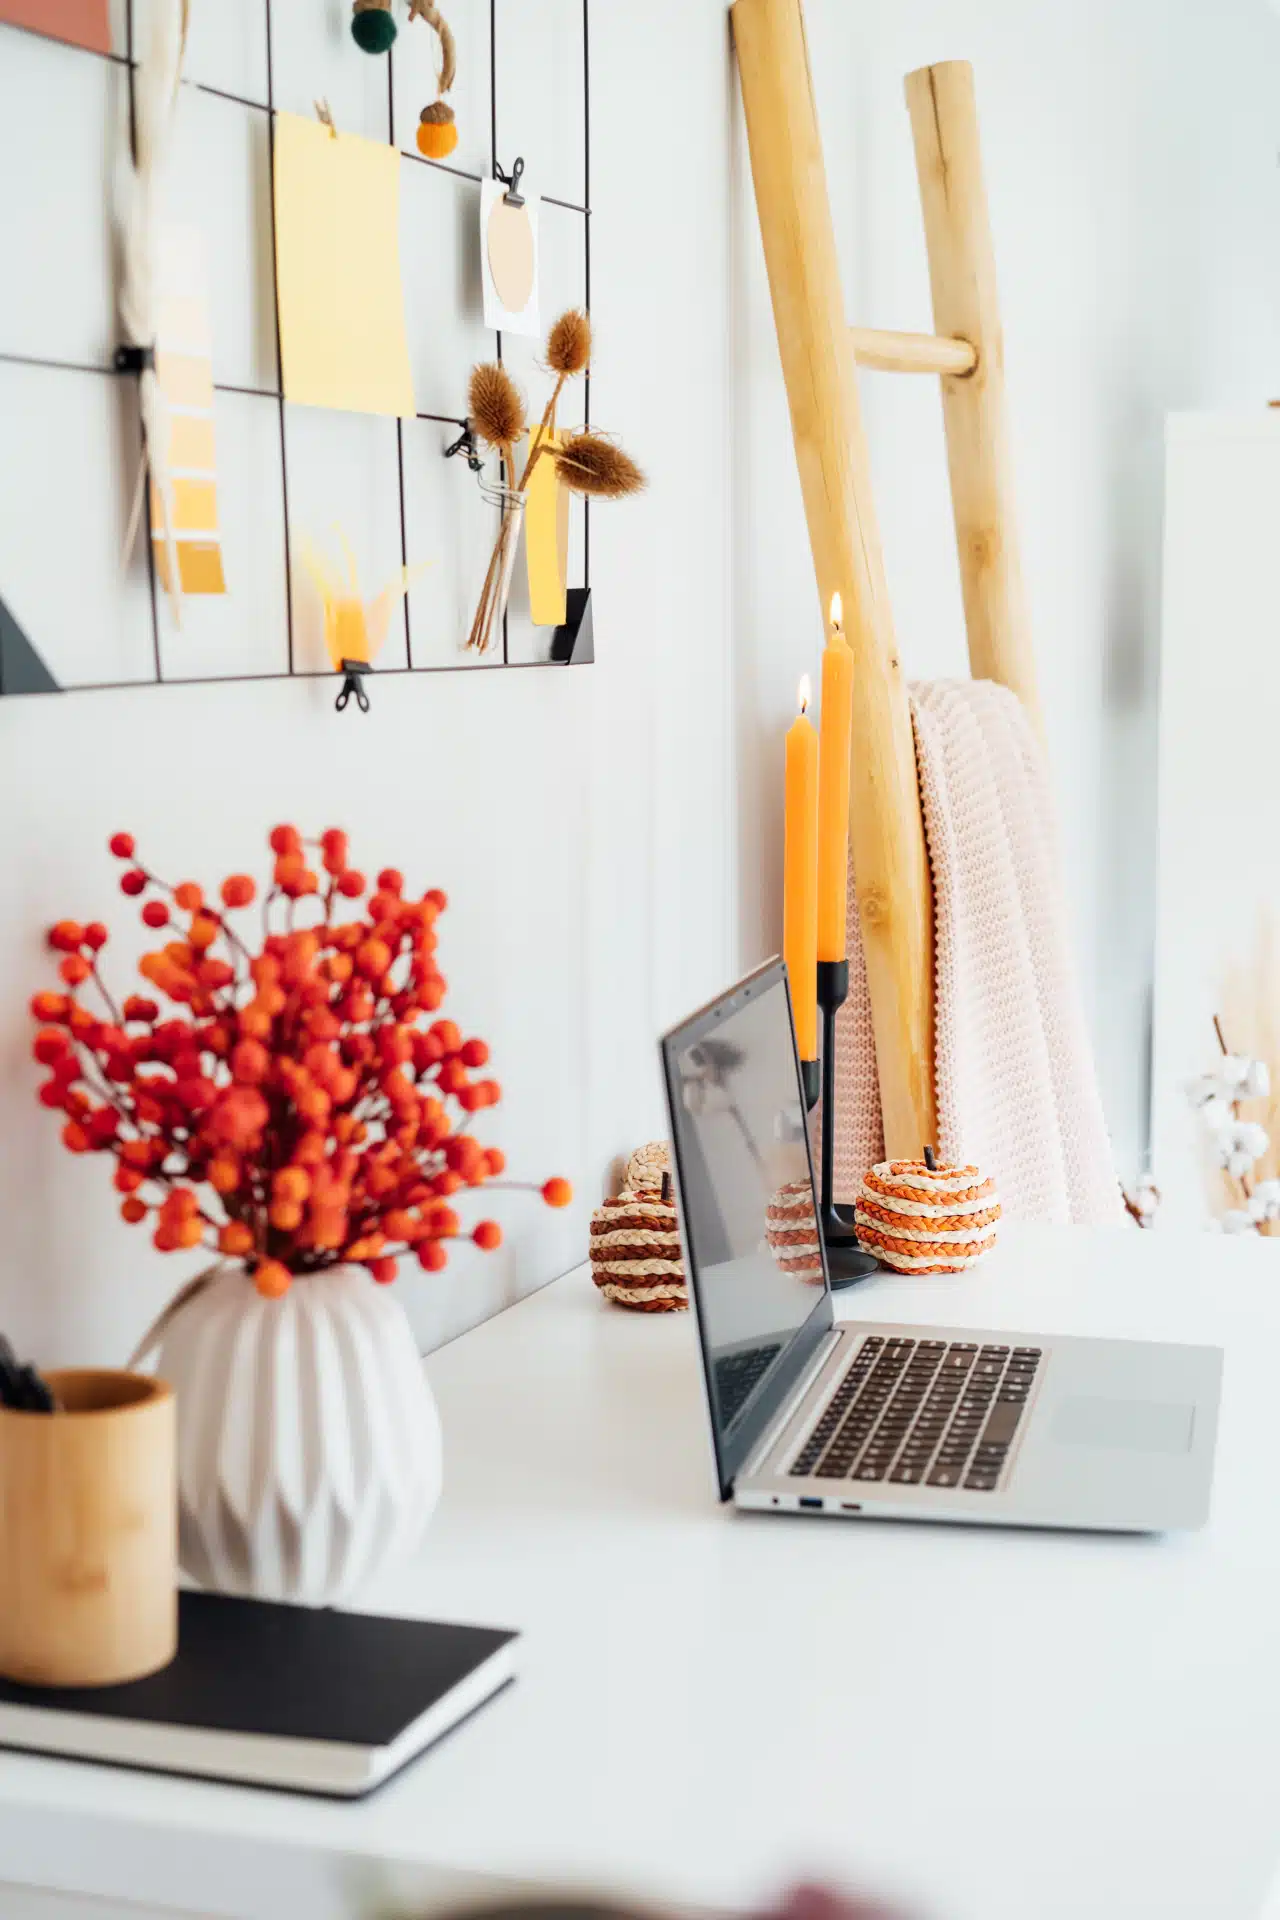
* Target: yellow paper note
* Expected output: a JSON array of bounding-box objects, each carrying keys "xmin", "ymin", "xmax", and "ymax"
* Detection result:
[
  {"xmin": 524, "ymin": 428, "xmax": 567, "ymax": 627},
  {"xmin": 273, "ymin": 113, "xmax": 416, "ymax": 419}
]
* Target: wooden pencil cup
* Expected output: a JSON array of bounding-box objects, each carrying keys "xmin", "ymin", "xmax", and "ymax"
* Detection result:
[{"xmin": 0, "ymin": 1371, "xmax": 177, "ymax": 1688}]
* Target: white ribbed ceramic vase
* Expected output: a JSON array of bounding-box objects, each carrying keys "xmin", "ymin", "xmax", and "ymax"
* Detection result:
[{"xmin": 156, "ymin": 1264, "xmax": 442, "ymax": 1606}]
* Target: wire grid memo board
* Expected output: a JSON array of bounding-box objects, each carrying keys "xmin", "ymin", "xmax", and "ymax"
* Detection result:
[{"xmin": 0, "ymin": 0, "xmax": 592, "ymax": 697}]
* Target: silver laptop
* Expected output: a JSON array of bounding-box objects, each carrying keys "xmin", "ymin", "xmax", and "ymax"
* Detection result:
[{"xmin": 659, "ymin": 960, "xmax": 1221, "ymax": 1533}]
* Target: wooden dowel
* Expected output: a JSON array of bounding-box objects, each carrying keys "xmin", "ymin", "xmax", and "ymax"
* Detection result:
[
  {"xmin": 733, "ymin": 0, "xmax": 936, "ymax": 1158},
  {"xmin": 850, "ymin": 326, "xmax": 977, "ymax": 377},
  {"xmin": 905, "ymin": 60, "xmax": 1042, "ymax": 734}
]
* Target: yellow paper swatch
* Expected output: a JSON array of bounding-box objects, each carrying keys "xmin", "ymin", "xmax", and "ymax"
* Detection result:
[
  {"xmin": 155, "ymin": 351, "xmax": 214, "ymax": 408},
  {"xmin": 150, "ymin": 226, "xmax": 226, "ymax": 599},
  {"xmin": 273, "ymin": 113, "xmax": 416, "ymax": 419},
  {"xmin": 524, "ymin": 428, "xmax": 567, "ymax": 627}
]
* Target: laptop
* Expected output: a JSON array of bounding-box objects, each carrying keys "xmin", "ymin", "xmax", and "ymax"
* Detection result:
[{"xmin": 659, "ymin": 959, "xmax": 1222, "ymax": 1533}]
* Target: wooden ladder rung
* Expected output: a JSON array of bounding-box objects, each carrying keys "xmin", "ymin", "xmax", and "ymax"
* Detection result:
[{"xmin": 849, "ymin": 325, "xmax": 976, "ymax": 377}]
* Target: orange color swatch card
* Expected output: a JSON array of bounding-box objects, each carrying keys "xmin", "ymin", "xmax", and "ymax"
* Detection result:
[{"xmin": 0, "ymin": 0, "xmax": 111, "ymax": 53}]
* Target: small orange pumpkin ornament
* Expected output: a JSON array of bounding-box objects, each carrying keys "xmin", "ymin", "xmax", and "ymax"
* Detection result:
[{"xmin": 854, "ymin": 1147, "xmax": 1000, "ymax": 1275}]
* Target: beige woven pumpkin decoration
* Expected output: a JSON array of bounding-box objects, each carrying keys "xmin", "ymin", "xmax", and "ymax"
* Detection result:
[
  {"xmin": 624, "ymin": 1140, "xmax": 670, "ymax": 1195},
  {"xmin": 854, "ymin": 1154, "xmax": 1000, "ymax": 1274}
]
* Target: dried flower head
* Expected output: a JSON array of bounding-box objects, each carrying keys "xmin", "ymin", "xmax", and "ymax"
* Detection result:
[
  {"xmin": 555, "ymin": 433, "xmax": 646, "ymax": 500},
  {"xmin": 546, "ymin": 308, "xmax": 592, "ymax": 378},
  {"xmin": 468, "ymin": 362, "xmax": 526, "ymax": 450}
]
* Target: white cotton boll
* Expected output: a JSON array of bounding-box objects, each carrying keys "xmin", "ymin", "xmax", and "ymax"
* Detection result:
[
  {"xmin": 1220, "ymin": 1055, "xmax": 1251, "ymax": 1090},
  {"xmin": 1252, "ymin": 1178, "xmax": 1280, "ymax": 1219},
  {"xmin": 1200, "ymin": 1096, "xmax": 1234, "ymax": 1136},
  {"xmin": 1243, "ymin": 1059, "xmax": 1271, "ymax": 1100},
  {"xmin": 1224, "ymin": 1150, "xmax": 1256, "ymax": 1178},
  {"xmin": 1238, "ymin": 1121, "xmax": 1269, "ymax": 1159},
  {"xmin": 1220, "ymin": 1209, "xmax": 1255, "ymax": 1233},
  {"xmin": 1186, "ymin": 1074, "xmax": 1229, "ymax": 1111}
]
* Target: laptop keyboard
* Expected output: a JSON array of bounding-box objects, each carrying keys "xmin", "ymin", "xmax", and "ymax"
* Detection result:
[
  {"xmin": 789, "ymin": 1336, "xmax": 1043, "ymax": 1492},
  {"xmin": 716, "ymin": 1342, "xmax": 782, "ymax": 1426}
]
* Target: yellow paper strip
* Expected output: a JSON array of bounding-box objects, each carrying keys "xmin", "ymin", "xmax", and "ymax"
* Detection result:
[
  {"xmin": 273, "ymin": 113, "xmax": 416, "ymax": 419},
  {"xmin": 148, "ymin": 227, "xmax": 226, "ymax": 598},
  {"xmin": 525, "ymin": 428, "xmax": 567, "ymax": 627}
]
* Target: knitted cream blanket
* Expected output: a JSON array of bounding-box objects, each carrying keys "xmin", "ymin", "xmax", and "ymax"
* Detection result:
[{"xmin": 833, "ymin": 679, "xmax": 1124, "ymax": 1227}]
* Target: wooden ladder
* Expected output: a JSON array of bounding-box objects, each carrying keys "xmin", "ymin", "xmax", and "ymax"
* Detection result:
[{"xmin": 732, "ymin": 0, "xmax": 1043, "ymax": 1160}]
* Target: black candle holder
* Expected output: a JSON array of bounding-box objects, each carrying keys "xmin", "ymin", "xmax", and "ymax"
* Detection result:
[{"xmin": 810, "ymin": 959, "xmax": 880, "ymax": 1290}]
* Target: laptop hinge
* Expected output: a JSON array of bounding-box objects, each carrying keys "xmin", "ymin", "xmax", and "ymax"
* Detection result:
[{"xmin": 739, "ymin": 1326, "xmax": 846, "ymax": 1484}]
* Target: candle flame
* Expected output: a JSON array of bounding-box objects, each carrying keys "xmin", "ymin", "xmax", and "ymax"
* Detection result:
[
  {"xmin": 797, "ymin": 674, "xmax": 812, "ymax": 715},
  {"xmin": 829, "ymin": 591, "xmax": 843, "ymax": 631}
]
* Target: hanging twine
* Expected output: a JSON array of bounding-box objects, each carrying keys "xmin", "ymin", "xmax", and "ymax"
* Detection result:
[{"xmin": 408, "ymin": 0, "xmax": 457, "ymax": 91}]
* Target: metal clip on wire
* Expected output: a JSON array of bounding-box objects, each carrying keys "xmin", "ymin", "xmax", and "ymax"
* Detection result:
[
  {"xmin": 114, "ymin": 344, "xmax": 156, "ymax": 375},
  {"xmin": 444, "ymin": 423, "xmax": 484, "ymax": 473},
  {"xmin": 335, "ymin": 660, "xmax": 371, "ymax": 714},
  {"xmin": 496, "ymin": 156, "xmax": 525, "ymax": 206}
]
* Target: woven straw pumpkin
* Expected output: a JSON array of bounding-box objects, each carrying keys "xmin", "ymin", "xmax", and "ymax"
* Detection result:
[
  {"xmin": 765, "ymin": 1180, "xmax": 824, "ymax": 1286},
  {"xmin": 589, "ymin": 1186, "xmax": 687, "ymax": 1312},
  {"xmin": 624, "ymin": 1140, "xmax": 670, "ymax": 1195},
  {"xmin": 855, "ymin": 1158, "xmax": 1000, "ymax": 1274}
]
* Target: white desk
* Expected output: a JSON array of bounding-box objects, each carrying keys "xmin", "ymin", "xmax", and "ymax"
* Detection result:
[{"xmin": 1, "ymin": 1225, "xmax": 1279, "ymax": 1920}]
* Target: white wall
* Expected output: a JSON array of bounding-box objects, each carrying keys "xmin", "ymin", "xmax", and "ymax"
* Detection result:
[
  {"xmin": 6, "ymin": 0, "xmax": 1278, "ymax": 1373},
  {"xmin": 733, "ymin": 0, "xmax": 1280, "ymax": 1178},
  {"xmin": 0, "ymin": 0, "xmax": 736, "ymax": 1365}
]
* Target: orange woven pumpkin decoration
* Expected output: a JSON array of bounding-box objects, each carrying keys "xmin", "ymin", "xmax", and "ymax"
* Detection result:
[
  {"xmin": 855, "ymin": 1155, "xmax": 1000, "ymax": 1275},
  {"xmin": 588, "ymin": 1186, "xmax": 687, "ymax": 1312}
]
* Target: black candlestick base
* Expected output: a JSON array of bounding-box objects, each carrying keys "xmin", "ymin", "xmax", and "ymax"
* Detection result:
[{"xmin": 817, "ymin": 958, "xmax": 880, "ymax": 1290}]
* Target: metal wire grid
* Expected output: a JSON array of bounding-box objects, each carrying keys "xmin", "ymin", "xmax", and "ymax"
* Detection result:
[{"xmin": 0, "ymin": 0, "xmax": 592, "ymax": 695}]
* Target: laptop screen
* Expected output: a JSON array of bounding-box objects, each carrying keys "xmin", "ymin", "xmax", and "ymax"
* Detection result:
[{"xmin": 661, "ymin": 961, "xmax": 834, "ymax": 1499}]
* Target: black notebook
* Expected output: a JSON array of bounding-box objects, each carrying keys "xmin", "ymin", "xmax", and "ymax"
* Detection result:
[{"xmin": 0, "ymin": 1590, "xmax": 518, "ymax": 1797}]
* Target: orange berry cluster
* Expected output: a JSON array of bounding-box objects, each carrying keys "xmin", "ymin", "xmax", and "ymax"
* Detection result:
[{"xmin": 32, "ymin": 828, "xmax": 573, "ymax": 1297}]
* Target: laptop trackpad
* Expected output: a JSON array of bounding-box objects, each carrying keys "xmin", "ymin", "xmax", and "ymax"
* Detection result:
[{"xmin": 1052, "ymin": 1396, "xmax": 1195, "ymax": 1453}]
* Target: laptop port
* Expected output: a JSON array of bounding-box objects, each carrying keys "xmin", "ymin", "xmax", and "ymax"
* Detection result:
[
  {"xmin": 840, "ymin": 1502, "xmax": 863, "ymax": 1513},
  {"xmin": 798, "ymin": 1496, "xmax": 823, "ymax": 1510}
]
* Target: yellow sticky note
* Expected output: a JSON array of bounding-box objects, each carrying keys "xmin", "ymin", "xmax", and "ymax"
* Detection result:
[
  {"xmin": 273, "ymin": 113, "xmax": 416, "ymax": 419},
  {"xmin": 525, "ymin": 428, "xmax": 567, "ymax": 626}
]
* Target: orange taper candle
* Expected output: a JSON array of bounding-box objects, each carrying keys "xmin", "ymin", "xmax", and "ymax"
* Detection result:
[
  {"xmin": 784, "ymin": 675, "xmax": 819, "ymax": 1062},
  {"xmin": 817, "ymin": 592, "xmax": 854, "ymax": 962}
]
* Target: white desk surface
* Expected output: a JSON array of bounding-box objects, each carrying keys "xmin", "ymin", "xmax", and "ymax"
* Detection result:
[{"xmin": 1, "ymin": 1224, "xmax": 1279, "ymax": 1920}]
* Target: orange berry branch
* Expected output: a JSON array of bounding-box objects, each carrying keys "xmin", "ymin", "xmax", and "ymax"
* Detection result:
[{"xmin": 31, "ymin": 827, "xmax": 573, "ymax": 1299}]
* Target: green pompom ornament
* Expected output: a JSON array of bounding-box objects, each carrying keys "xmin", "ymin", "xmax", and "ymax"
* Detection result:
[{"xmin": 351, "ymin": 4, "xmax": 397, "ymax": 53}]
